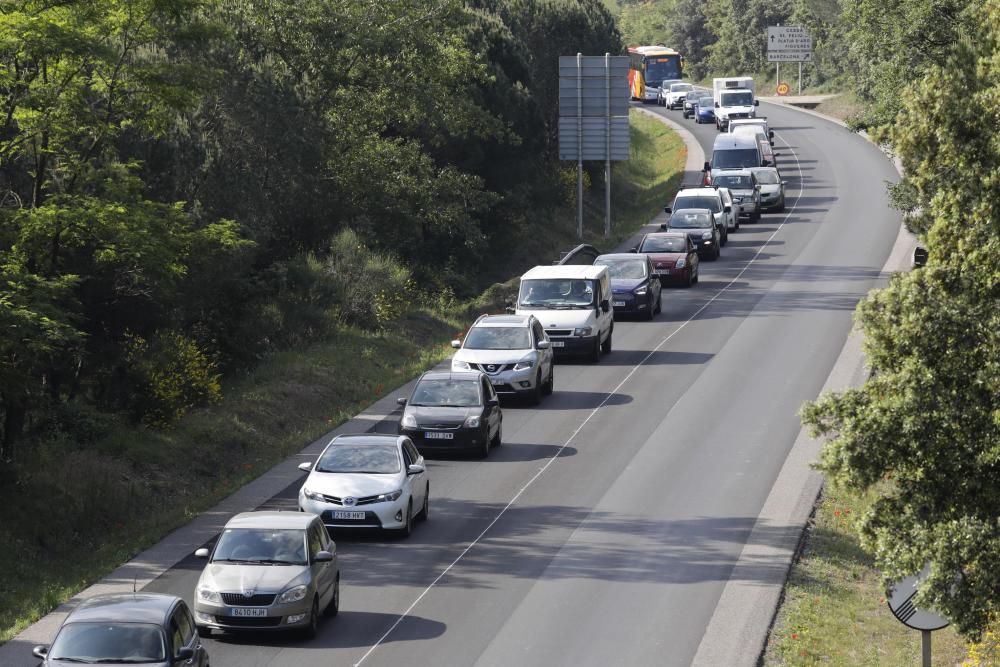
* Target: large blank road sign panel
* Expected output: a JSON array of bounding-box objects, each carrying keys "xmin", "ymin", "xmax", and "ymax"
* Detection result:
[
  {"xmin": 559, "ymin": 79, "xmax": 629, "ymax": 116},
  {"xmin": 558, "ymin": 56, "xmax": 630, "ymax": 78},
  {"xmin": 558, "ymin": 117, "xmax": 630, "ymax": 161}
]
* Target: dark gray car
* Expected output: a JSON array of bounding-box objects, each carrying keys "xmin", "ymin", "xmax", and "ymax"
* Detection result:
[{"xmin": 33, "ymin": 592, "xmax": 208, "ymax": 666}]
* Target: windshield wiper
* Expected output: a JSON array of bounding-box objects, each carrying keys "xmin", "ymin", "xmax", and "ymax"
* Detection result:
[
  {"xmin": 49, "ymin": 659, "xmax": 96, "ymax": 664},
  {"xmin": 92, "ymin": 660, "xmax": 156, "ymax": 664},
  {"xmin": 254, "ymin": 559, "xmax": 300, "ymax": 565},
  {"xmin": 519, "ymin": 302, "xmax": 552, "ymax": 308}
]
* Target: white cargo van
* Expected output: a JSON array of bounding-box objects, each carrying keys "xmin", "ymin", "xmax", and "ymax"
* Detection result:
[
  {"xmin": 515, "ymin": 265, "xmax": 613, "ymax": 362},
  {"xmin": 712, "ymin": 77, "xmax": 758, "ymax": 131},
  {"xmin": 708, "ymin": 133, "xmax": 765, "ymax": 182}
]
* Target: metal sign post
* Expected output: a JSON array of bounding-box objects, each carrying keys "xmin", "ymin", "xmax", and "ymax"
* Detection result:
[
  {"xmin": 887, "ymin": 566, "xmax": 950, "ymax": 667},
  {"xmin": 558, "ymin": 55, "xmax": 629, "ymax": 241}
]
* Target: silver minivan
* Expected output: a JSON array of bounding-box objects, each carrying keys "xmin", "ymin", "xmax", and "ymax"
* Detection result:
[
  {"xmin": 193, "ymin": 511, "xmax": 339, "ymax": 638},
  {"xmin": 707, "ymin": 133, "xmax": 766, "ymax": 182}
]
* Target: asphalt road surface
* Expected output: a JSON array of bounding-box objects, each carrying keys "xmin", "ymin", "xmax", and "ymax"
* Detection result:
[{"xmin": 140, "ymin": 102, "xmax": 901, "ymax": 667}]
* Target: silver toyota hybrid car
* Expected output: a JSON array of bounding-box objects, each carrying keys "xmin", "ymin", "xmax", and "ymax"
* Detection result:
[
  {"xmin": 193, "ymin": 511, "xmax": 339, "ymax": 638},
  {"xmin": 451, "ymin": 314, "xmax": 554, "ymax": 404}
]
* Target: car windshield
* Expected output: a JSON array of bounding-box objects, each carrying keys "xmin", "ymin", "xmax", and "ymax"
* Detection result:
[
  {"xmin": 595, "ymin": 258, "xmax": 647, "ymax": 279},
  {"xmin": 410, "ymin": 379, "xmax": 482, "ymax": 407},
  {"xmin": 754, "ymin": 170, "xmax": 780, "ymax": 184},
  {"xmin": 50, "ymin": 622, "xmax": 166, "ymax": 662},
  {"xmin": 518, "ymin": 278, "xmax": 595, "ymax": 309},
  {"xmin": 713, "ymin": 175, "xmax": 753, "ymax": 189},
  {"xmin": 463, "ymin": 326, "xmax": 530, "ymax": 350},
  {"xmin": 712, "ymin": 149, "xmax": 760, "ymax": 170},
  {"xmin": 669, "ymin": 212, "xmax": 713, "ymax": 229},
  {"xmin": 673, "ymin": 196, "xmax": 720, "ymax": 213},
  {"xmin": 639, "ymin": 236, "xmax": 687, "ymax": 252},
  {"xmin": 721, "ymin": 91, "xmax": 754, "ymax": 106},
  {"xmin": 213, "ymin": 528, "xmax": 308, "ymax": 564},
  {"xmin": 315, "ymin": 443, "xmax": 401, "ymax": 474},
  {"xmin": 670, "ymin": 83, "xmax": 692, "ymax": 93}
]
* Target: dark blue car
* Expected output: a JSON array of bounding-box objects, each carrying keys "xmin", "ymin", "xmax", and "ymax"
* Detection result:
[
  {"xmin": 593, "ymin": 253, "xmax": 662, "ymax": 320},
  {"xmin": 695, "ymin": 100, "xmax": 716, "ymax": 124}
]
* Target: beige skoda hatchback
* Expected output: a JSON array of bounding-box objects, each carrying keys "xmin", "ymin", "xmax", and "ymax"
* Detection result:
[{"xmin": 192, "ymin": 511, "xmax": 339, "ymax": 638}]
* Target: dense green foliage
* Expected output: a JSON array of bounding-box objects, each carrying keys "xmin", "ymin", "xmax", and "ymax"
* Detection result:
[
  {"xmin": 802, "ymin": 0, "xmax": 1000, "ymax": 638},
  {"xmin": 0, "ymin": 0, "xmax": 620, "ymax": 455}
]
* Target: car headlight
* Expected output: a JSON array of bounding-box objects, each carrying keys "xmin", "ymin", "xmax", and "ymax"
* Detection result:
[
  {"xmin": 676, "ymin": 258, "xmax": 686, "ymax": 268},
  {"xmin": 452, "ymin": 359, "xmax": 471, "ymax": 371},
  {"xmin": 464, "ymin": 415, "xmax": 481, "ymax": 428},
  {"xmin": 702, "ymin": 231, "xmax": 713, "ymax": 239},
  {"xmin": 633, "ymin": 285, "xmax": 648, "ymax": 296},
  {"xmin": 376, "ymin": 489, "xmax": 403, "ymax": 503},
  {"xmin": 302, "ymin": 487, "xmax": 324, "ymax": 502},
  {"xmin": 573, "ymin": 327, "xmax": 592, "ymax": 337},
  {"xmin": 277, "ymin": 585, "xmax": 308, "ymax": 604},
  {"xmin": 198, "ymin": 587, "xmax": 221, "ymax": 604},
  {"xmin": 401, "ymin": 413, "xmax": 417, "ymax": 429},
  {"xmin": 512, "ymin": 360, "xmax": 534, "ymax": 371}
]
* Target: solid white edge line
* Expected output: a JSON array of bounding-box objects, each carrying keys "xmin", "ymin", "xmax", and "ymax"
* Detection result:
[{"xmin": 353, "ymin": 127, "xmax": 805, "ymax": 666}]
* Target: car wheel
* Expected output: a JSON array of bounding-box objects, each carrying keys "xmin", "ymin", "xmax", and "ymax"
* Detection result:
[
  {"xmin": 654, "ymin": 291, "xmax": 662, "ymax": 314},
  {"xmin": 684, "ymin": 268, "xmax": 694, "ymax": 288},
  {"xmin": 590, "ymin": 335, "xmax": 602, "ymax": 362},
  {"xmin": 417, "ymin": 483, "xmax": 429, "ymax": 521},
  {"xmin": 542, "ymin": 365, "xmax": 554, "ymax": 395},
  {"xmin": 302, "ymin": 598, "xmax": 319, "ymax": 639},
  {"xmin": 324, "ymin": 575, "xmax": 340, "ymax": 617},
  {"xmin": 601, "ymin": 327, "xmax": 613, "ymax": 354},
  {"xmin": 753, "ymin": 206, "xmax": 761, "ymax": 222},
  {"xmin": 714, "ymin": 244, "xmax": 721, "ymax": 260},
  {"xmin": 693, "ymin": 265, "xmax": 700, "ymax": 284},
  {"xmin": 529, "ymin": 370, "xmax": 543, "ymax": 405}
]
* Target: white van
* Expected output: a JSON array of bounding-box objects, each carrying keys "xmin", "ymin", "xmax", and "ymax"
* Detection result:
[
  {"xmin": 731, "ymin": 125, "xmax": 775, "ymax": 167},
  {"xmin": 515, "ymin": 265, "xmax": 613, "ymax": 362},
  {"xmin": 708, "ymin": 133, "xmax": 766, "ymax": 182}
]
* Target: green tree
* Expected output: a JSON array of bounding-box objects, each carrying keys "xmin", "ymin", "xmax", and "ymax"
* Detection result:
[{"xmin": 802, "ymin": 0, "xmax": 1000, "ymax": 637}]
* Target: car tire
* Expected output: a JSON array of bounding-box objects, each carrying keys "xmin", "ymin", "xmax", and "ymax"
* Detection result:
[
  {"xmin": 601, "ymin": 327, "xmax": 613, "ymax": 354},
  {"xmin": 417, "ymin": 484, "xmax": 429, "ymax": 521},
  {"xmin": 529, "ymin": 370, "xmax": 543, "ymax": 405},
  {"xmin": 693, "ymin": 265, "xmax": 700, "ymax": 284},
  {"xmin": 684, "ymin": 269, "xmax": 694, "ymax": 288},
  {"xmin": 714, "ymin": 244, "xmax": 721, "ymax": 260},
  {"xmin": 753, "ymin": 206, "xmax": 761, "ymax": 222},
  {"xmin": 720, "ymin": 230, "xmax": 727, "ymax": 247},
  {"xmin": 542, "ymin": 366, "xmax": 554, "ymax": 395},
  {"xmin": 734, "ymin": 217, "xmax": 740, "ymax": 231},
  {"xmin": 302, "ymin": 598, "xmax": 319, "ymax": 639},
  {"xmin": 654, "ymin": 291, "xmax": 662, "ymax": 314},
  {"xmin": 590, "ymin": 335, "xmax": 602, "ymax": 362},
  {"xmin": 324, "ymin": 575, "xmax": 340, "ymax": 617}
]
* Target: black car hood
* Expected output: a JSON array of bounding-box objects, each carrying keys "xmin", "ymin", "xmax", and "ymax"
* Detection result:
[{"xmin": 407, "ymin": 405, "xmax": 479, "ymax": 427}]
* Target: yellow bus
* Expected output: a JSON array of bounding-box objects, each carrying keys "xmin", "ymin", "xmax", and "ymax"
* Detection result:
[{"xmin": 628, "ymin": 45, "xmax": 683, "ymax": 102}]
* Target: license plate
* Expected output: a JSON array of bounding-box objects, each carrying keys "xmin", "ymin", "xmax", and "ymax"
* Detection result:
[
  {"xmin": 231, "ymin": 608, "xmax": 267, "ymax": 617},
  {"xmin": 490, "ymin": 379, "xmax": 504, "ymax": 386},
  {"xmin": 425, "ymin": 431, "xmax": 453, "ymax": 440},
  {"xmin": 550, "ymin": 341, "xmax": 565, "ymax": 348},
  {"xmin": 613, "ymin": 300, "xmax": 626, "ymax": 307},
  {"xmin": 332, "ymin": 511, "xmax": 366, "ymax": 520}
]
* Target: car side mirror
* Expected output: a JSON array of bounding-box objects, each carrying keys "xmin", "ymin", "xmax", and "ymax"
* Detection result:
[
  {"xmin": 663, "ymin": 206, "xmax": 672, "ymax": 214},
  {"xmin": 298, "ymin": 461, "xmax": 313, "ymax": 472},
  {"xmin": 396, "ymin": 397, "xmax": 407, "ymax": 406},
  {"xmin": 754, "ymin": 100, "xmax": 759, "ymax": 106},
  {"xmin": 703, "ymin": 161, "xmax": 711, "ymax": 172},
  {"xmin": 761, "ymin": 159, "xmax": 770, "ymax": 167},
  {"xmin": 600, "ymin": 299, "xmax": 610, "ymax": 313},
  {"xmin": 723, "ymin": 205, "xmax": 732, "ymax": 213},
  {"xmin": 714, "ymin": 102, "xmax": 720, "ymax": 108},
  {"xmin": 769, "ymin": 140, "xmax": 775, "ymax": 146},
  {"xmin": 659, "ymin": 222, "xmax": 668, "ymax": 230},
  {"xmin": 194, "ymin": 547, "xmax": 210, "ymax": 558},
  {"xmin": 769, "ymin": 130, "xmax": 775, "ymax": 139},
  {"xmin": 314, "ymin": 550, "xmax": 334, "ymax": 563},
  {"xmin": 450, "ymin": 339, "xmax": 461, "ymax": 349},
  {"xmin": 407, "ymin": 463, "xmax": 425, "ymax": 475},
  {"xmin": 32, "ymin": 646, "xmax": 48, "ymax": 659},
  {"xmin": 537, "ymin": 340, "xmax": 551, "ymax": 350},
  {"xmin": 175, "ymin": 647, "xmax": 195, "ymax": 663}
]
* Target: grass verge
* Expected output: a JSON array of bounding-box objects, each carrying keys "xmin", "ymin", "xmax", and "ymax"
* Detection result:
[
  {"xmin": 0, "ymin": 110, "xmax": 687, "ymax": 644},
  {"xmin": 764, "ymin": 482, "xmax": 969, "ymax": 666}
]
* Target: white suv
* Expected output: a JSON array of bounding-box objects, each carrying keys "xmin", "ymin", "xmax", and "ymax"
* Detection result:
[
  {"xmin": 451, "ymin": 314, "xmax": 554, "ymax": 404},
  {"xmin": 663, "ymin": 82, "xmax": 693, "ymax": 109}
]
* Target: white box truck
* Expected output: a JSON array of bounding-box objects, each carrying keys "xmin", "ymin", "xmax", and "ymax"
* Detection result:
[{"xmin": 712, "ymin": 77, "xmax": 758, "ymax": 131}]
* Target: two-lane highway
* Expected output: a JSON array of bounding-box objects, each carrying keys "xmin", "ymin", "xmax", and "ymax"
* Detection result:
[{"xmin": 131, "ymin": 102, "xmax": 902, "ymax": 667}]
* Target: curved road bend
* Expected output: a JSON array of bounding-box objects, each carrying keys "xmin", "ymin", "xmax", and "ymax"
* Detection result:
[{"xmin": 129, "ymin": 103, "xmax": 899, "ymax": 667}]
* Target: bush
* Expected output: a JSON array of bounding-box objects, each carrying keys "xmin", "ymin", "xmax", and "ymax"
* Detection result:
[{"xmin": 324, "ymin": 229, "xmax": 412, "ymax": 330}]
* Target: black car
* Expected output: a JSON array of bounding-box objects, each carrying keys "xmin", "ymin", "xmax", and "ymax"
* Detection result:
[
  {"xmin": 32, "ymin": 593, "xmax": 208, "ymax": 667},
  {"xmin": 593, "ymin": 253, "xmax": 662, "ymax": 320},
  {"xmin": 398, "ymin": 371, "xmax": 502, "ymax": 458},
  {"xmin": 663, "ymin": 208, "xmax": 721, "ymax": 260},
  {"xmin": 683, "ymin": 93, "xmax": 711, "ymax": 119}
]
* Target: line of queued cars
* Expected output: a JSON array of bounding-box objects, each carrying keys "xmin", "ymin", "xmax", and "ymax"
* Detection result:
[{"xmin": 30, "ymin": 90, "xmax": 791, "ymax": 666}]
